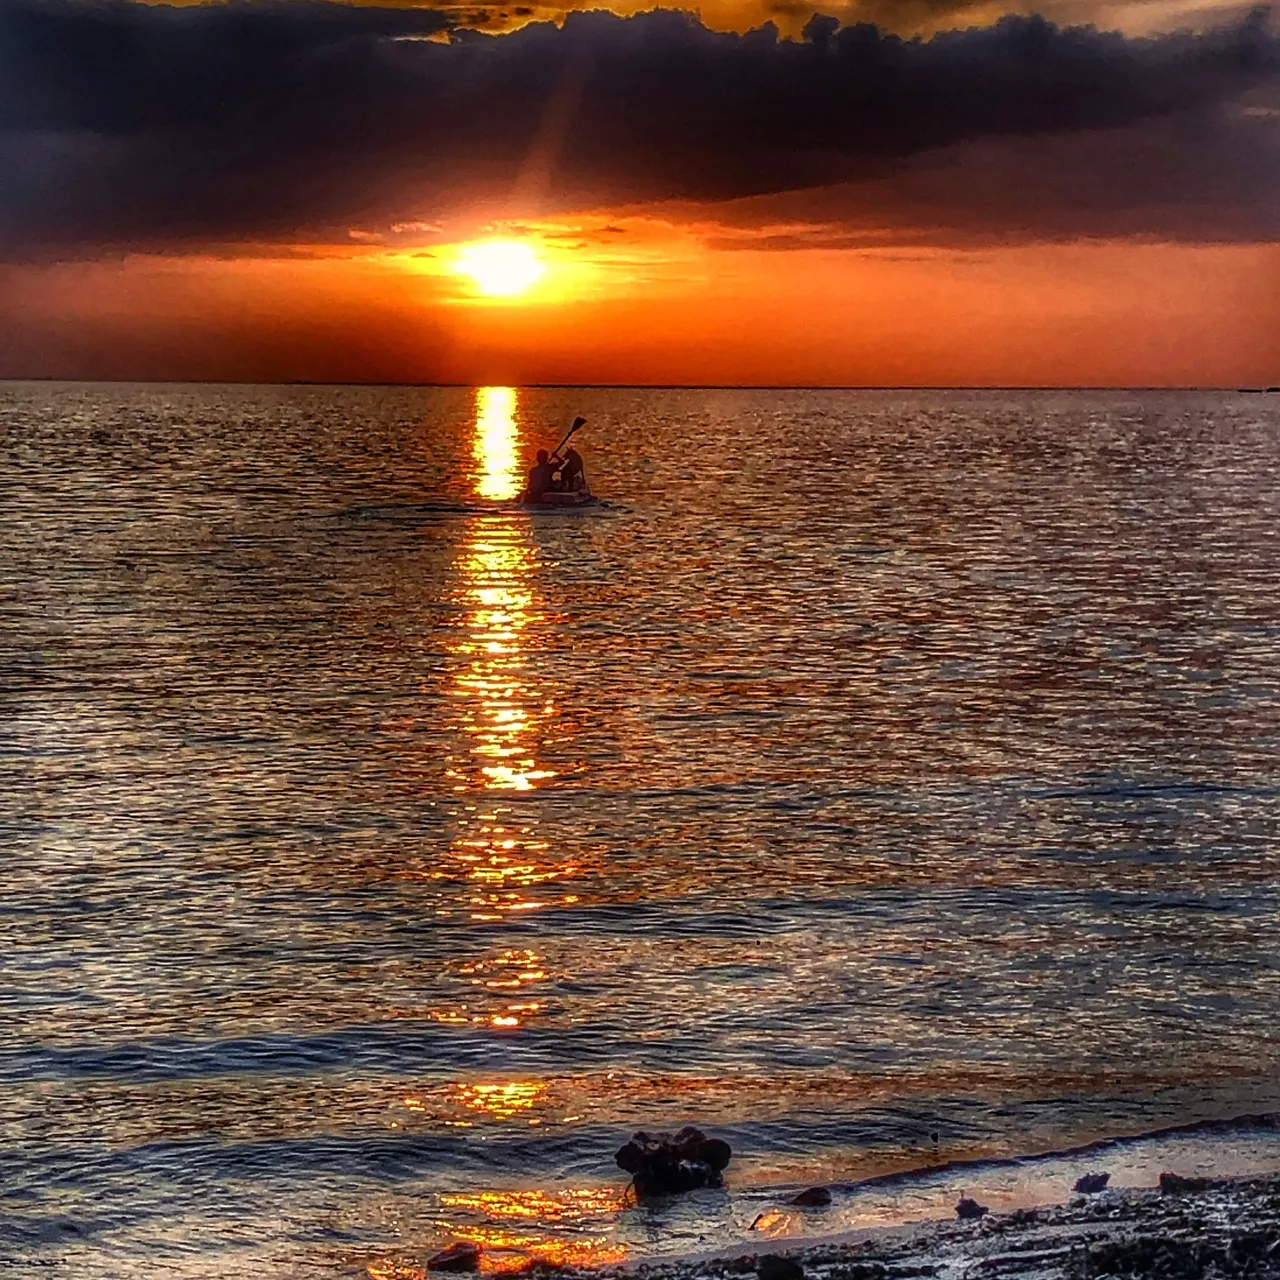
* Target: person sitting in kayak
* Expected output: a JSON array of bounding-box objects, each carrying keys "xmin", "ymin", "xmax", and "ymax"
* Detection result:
[
  {"xmin": 526, "ymin": 449, "xmax": 557, "ymax": 501},
  {"xmin": 556, "ymin": 444, "xmax": 586, "ymax": 492}
]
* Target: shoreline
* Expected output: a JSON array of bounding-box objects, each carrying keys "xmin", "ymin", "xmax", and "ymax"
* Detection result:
[{"xmin": 593, "ymin": 1174, "xmax": 1280, "ymax": 1280}]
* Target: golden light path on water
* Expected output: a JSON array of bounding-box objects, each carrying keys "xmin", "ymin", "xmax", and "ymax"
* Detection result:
[
  {"xmin": 372, "ymin": 389, "xmax": 623, "ymax": 1278},
  {"xmin": 445, "ymin": 386, "xmax": 561, "ymax": 985},
  {"xmin": 473, "ymin": 386, "xmax": 523, "ymax": 503}
]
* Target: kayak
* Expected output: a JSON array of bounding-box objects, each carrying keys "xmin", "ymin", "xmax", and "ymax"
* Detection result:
[{"xmin": 518, "ymin": 486, "xmax": 595, "ymax": 508}]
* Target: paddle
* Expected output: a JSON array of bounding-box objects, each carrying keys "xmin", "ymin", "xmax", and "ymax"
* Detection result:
[{"xmin": 550, "ymin": 415, "xmax": 587, "ymax": 459}]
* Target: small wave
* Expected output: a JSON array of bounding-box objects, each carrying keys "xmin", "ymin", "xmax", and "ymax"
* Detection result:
[
  {"xmin": 832, "ymin": 1109, "xmax": 1280, "ymax": 1193},
  {"xmin": 314, "ymin": 501, "xmax": 474, "ymax": 524},
  {"xmin": 315, "ymin": 494, "xmax": 630, "ymax": 523}
]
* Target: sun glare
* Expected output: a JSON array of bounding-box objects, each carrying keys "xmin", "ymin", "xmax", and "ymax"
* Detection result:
[{"xmin": 454, "ymin": 239, "xmax": 546, "ymax": 297}]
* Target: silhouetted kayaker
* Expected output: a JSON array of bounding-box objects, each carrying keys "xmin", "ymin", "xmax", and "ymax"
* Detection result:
[
  {"xmin": 526, "ymin": 449, "xmax": 556, "ymax": 501},
  {"xmin": 557, "ymin": 445, "xmax": 585, "ymax": 492}
]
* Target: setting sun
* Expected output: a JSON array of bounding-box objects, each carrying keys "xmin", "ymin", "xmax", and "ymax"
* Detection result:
[{"xmin": 454, "ymin": 239, "xmax": 546, "ymax": 298}]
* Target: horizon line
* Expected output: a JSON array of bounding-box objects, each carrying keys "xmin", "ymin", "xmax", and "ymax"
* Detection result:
[{"xmin": 3, "ymin": 378, "xmax": 1277, "ymax": 392}]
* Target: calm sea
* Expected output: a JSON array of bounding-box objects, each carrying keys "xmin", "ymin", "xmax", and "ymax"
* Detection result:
[{"xmin": 2, "ymin": 384, "xmax": 1279, "ymax": 1279}]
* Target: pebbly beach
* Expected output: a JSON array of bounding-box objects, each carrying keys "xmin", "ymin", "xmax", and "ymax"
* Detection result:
[{"xmin": 595, "ymin": 1173, "xmax": 1280, "ymax": 1280}]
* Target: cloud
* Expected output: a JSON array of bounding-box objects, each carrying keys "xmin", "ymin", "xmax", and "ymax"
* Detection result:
[
  {"xmin": 0, "ymin": 0, "xmax": 1276, "ymax": 258},
  {"xmin": 694, "ymin": 90, "xmax": 1280, "ymax": 246},
  {"xmin": 441, "ymin": 0, "xmax": 1257, "ymax": 41}
]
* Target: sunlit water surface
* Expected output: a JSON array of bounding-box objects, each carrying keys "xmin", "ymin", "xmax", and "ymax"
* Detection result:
[{"xmin": 2, "ymin": 384, "xmax": 1279, "ymax": 1279}]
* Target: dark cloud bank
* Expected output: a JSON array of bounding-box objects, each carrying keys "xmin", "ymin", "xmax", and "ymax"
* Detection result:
[{"xmin": 0, "ymin": 0, "xmax": 1277, "ymax": 257}]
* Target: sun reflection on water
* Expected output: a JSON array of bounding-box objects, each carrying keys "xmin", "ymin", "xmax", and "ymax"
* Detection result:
[
  {"xmin": 447, "ymin": 533, "xmax": 553, "ymax": 794},
  {"xmin": 389, "ymin": 389, "xmax": 626, "ymax": 1279},
  {"xmin": 432, "ymin": 1187, "xmax": 630, "ymax": 1273},
  {"xmin": 452, "ymin": 1080, "xmax": 547, "ymax": 1119},
  {"xmin": 445, "ymin": 389, "xmax": 567, "ymax": 931},
  {"xmin": 473, "ymin": 386, "xmax": 523, "ymax": 502}
]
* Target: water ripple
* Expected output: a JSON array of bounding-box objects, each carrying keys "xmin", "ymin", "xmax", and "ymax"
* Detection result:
[{"xmin": 3, "ymin": 384, "xmax": 1279, "ymax": 1276}]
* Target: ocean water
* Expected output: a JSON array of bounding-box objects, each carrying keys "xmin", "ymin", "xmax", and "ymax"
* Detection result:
[{"xmin": 2, "ymin": 383, "xmax": 1279, "ymax": 1279}]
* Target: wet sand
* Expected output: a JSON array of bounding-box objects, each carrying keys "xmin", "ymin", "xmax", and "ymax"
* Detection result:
[{"xmin": 595, "ymin": 1174, "xmax": 1280, "ymax": 1280}]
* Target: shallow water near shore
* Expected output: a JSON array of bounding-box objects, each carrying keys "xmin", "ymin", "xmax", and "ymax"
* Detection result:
[{"xmin": 2, "ymin": 383, "xmax": 1279, "ymax": 1279}]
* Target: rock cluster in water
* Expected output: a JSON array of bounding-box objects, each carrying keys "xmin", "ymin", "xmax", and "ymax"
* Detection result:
[{"xmin": 615, "ymin": 1126, "xmax": 733, "ymax": 1198}]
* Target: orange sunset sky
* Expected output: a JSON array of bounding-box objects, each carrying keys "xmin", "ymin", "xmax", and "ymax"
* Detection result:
[{"xmin": 1, "ymin": 0, "xmax": 1277, "ymax": 386}]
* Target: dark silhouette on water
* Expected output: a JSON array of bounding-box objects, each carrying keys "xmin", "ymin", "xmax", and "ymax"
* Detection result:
[
  {"xmin": 526, "ymin": 449, "xmax": 556, "ymax": 501},
  {"xmin": 520, "ymin": 417, "xmax": 594, "ymax": 505},
  {"xmin": 557, "ymin": 443, "xmax": 586, "ymax": 492},
  {"xmin": 616, "ymin": 1126, "xmax": 732, "ymax": 1198}
]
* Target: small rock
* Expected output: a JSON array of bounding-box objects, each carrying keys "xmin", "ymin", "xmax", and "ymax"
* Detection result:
[
  {"xmin": 672, "ymin": 1125, "xmax": 733, "ymax": 1171},
  {"xmin": 427, "ymin": 1241, "xmax": 481, "ymax": 1272},
  {"xmin": 956, "ymin": 1197, "xmax": 989, "ymax": 1220},
  {"xmin": 758, "ymin": 1254, "xmax": 805, "ymax": 1280},
  {"xmin": 503, "ymin": 1262, "xmax": 572, "ymax": 1279},
  {"xmin": 789, "ymin": 1187, "xmax": 833, "ymax": 1207},
  {"xmin": 1074, "ymin": 1172, "xmax": 1111, "ymax": 1194},
  {"xmin": 1159, "ymin": 1173, "xmax": 1212, "ymax": 1195},
  {"xmin": 699, "ymin": 1138, "xmax": 734, "ymax": 1171}
]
